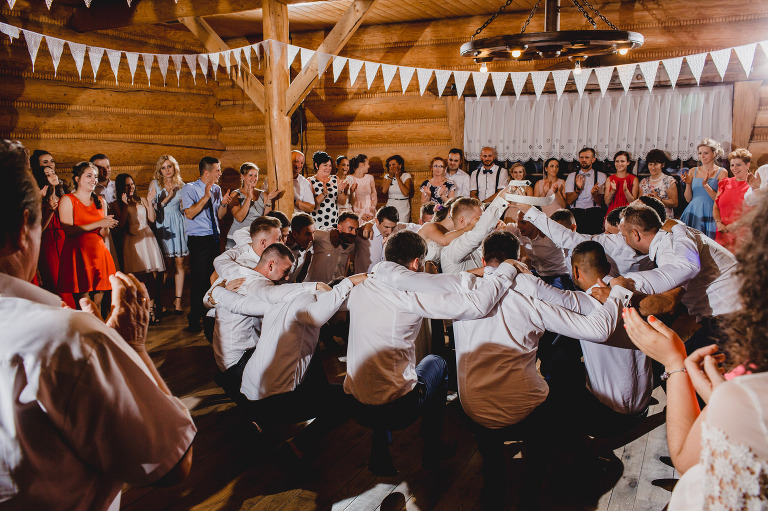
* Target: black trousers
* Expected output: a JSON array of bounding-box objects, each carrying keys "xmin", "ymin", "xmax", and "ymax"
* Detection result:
[
  {"xmin": 572, "ymin": 206, "xmax": 605, "ymax": 235},
  {"xmin": 187, "ymin": 234, "xmax": 219, "ymax": 324}
]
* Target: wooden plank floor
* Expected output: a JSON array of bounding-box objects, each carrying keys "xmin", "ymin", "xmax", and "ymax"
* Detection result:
[{"xmin": 122, "ymin": 305, "xmax": 676, "ymax": 511}]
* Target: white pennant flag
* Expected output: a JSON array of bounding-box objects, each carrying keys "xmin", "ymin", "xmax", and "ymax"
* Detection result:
[
  {"xmin": 638, "ymin": 60, "xmax": 658, "ymax": 91},
  {"xmin": 686, "ymin": 53, "xmax": 706, "ymax": 85},
  {"xmin": 253, "ymin": 43, "xmax": 261, "ymax": 68},
  {"xmin": 300, "ymin": 47, "xmax": 315, "ymax": 70},
  {"xmin": 221, "ymin": 50, "xmax": 231, "ymax": 75},
  {"xmin": 317, "ymin": 52, "xmax": 331, "ymax": 78},
  {"xmin": 197, "ymin": 54, "xmax": 208, "ymax": 82},
  {"xmin": 594, "ymin": 66, "xmax": 614, "ymax": 96},
  {"xmin": 530, "ymin": 71, "xmax": 549, "ymax": 100},
  {"xmin": 125, "ymin": 51, "xmax": 139, "ymax": 84},
  {"xmin": 106, "ymin": 49, "xmax": 121, "ymax": 84},
  {"xmin": 761, "ymin": 41, "xmax": 768, "ymax": 58},
  {"xmin": 242, "ymin": 46, "xmax": 251, "ymax": 73},
  {"xmin": 573, "ymin": 68, "xmax": 592, "ymax": 98},
  {"xmin": 184, "ymin": 53, "xmax": 197, "ymax": 84},
  {"xmin": 45, "ymin": 0, "xmax": 52, "ymax": 9},
  {"xmin": 453, "ymin": 70, "xmax": 470, "ymax": 97},
  {"xmin": 399, "ymin": 66, "xmax": 415, "ymax": 94},
  {"xmin": 45, "ymin": 36, "xmax": 64, "ymax": 76},
  {"xmin": 734, "ymin": 43, "xmax": 757, "ymax": 77},
  {"xmin": 417, "ymin": 68, "xmax": 433, "ymax": 96},
  {"xmin": 435, "ymin": 69, "xmax": 451, "ymax": 97},
  {"xmin": 171, "ymin": 54, "xmax": 183, "ymax": 85},
  {"xmin": 490, "ymin": 72, "xmax": 507, "ymax": 99},
  {"xmin": 270, "ymin": 40, "xmax": 284, "ymax": 66},
  {"xmin": 6, "ymin": 0, "xmax": 16, "ymax": 9},
  {"xmin": 286, "ymin": 44, "xmax": 299, "ymax": 69},
  {"xmin": 364, "ymin": 61, "xmax": 380, "ymax": 89},
  {"xmin": 616, "ymin": 64, "xmax": 635, "ymax": 92},
  {"xmin": 156, "ymin": 54, "xmax": 169, "ymax": 85},
  {"xmin": 710, "ymin": 48, "xmax": 730, "ymax": 80},
  {"xmin": 472, "ymin": 71, "xmax": 488, "ymax": 97},
  {"xmin": 332, "ymin": 56, "xmax": 347, "ymax": 82},
  {"xmin": 511, "ymin": 72, "xmax": 528, "ymax": 98},
  {"xmin": 141, "ymin": 53, "xmax": 153, "ymax": 85},
  {"xmin": 88, "ymin": 46, "xmax": 104, "ymax": 81},
  {"xmin": 381, "ymin": 63, "xmax": 397, "ymax": 91},
  {"xmin": 22, "ymin": 30, "xmax": 42, "ymax": 72},
  {"xmin": 551, "ymin": 69, "xmax": 570, "ymax": 99},
  {"xmin": 83, "ymin": 0, "xmax": 92, "ymax": 6},
  {"xmin": 232, "ymin": 47, "xmax": 241, "ymax": 75},
  {"xmin": 348, "ymin": 58, "xmax": 364, "ymax": 86},
  {"xmin": 68, "ymin": 41, "xmax": 86, "ymax": 78},
  {"xmin": 0, "ymin": 22, "xmax": 20, "ymax": 40},
  {"xmin": 208, "ymin": 52, "xmax": 220, "ymax": 80},
  {"xmin": 662, "ymin": 57, "xmax": 683, "ymax": 88}
]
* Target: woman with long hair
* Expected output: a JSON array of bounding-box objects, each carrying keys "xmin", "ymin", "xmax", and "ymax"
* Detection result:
[
  {"xmin": 227, "ymin": 162, "xmax": 281, "ymax": 248},
  {"xmin": 147, "ymin": 155, "xmax": 187, "ymax": 315},
  {"xmin": 604, "ymin": 151, "xmax": 639, "ymax": 216},
  {"xmin": 346, "ymin": 153, "xmax": 377, "ymax": 222},
  {"xmin": 680, "ymin": 139, "xmax": 727, "ymax": 238},
  {"xmin": 309, "ymin": 151, "xmax": 346, "ymax": 228},
  {"xmin": 420, "ymin": 157, "xmax": 456, "ymax": 207},
  {"xmin": 336, "ymin": 155, "xmax": 353, "ymax": 213},
  {"xmin": 534, "ymin": 158, "xmax": 567, "ymax": 217},
  {"xmin": 57, "ymin": 162, "xmax": 118, "ymax": 310},
  {"xmin": 505, "ymin": 162, "xmax": 534, "ymax": 222},
  {"xmin": 381, "ymin": 154, "xmax": 414, "ymax": 222}
]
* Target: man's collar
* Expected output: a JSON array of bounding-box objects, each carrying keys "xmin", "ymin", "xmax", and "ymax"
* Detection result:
[
  {"xmin": 0, "ymin": 272, "xmax": 61, "ymax": 306},
  {"xmin": 648, "ymin": 230, "xmax": 667, "ymax": 260},
  {"xmin": 579, "ymin": 168, "xmax": 594, "ymax": 175}
]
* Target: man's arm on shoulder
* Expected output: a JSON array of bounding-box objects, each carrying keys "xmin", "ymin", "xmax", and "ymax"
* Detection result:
[
  {"xmin": 624, "ymin": 228, "xmax": 700, "ymax": 294},
  {"xmin": 523, "ymin": 206, "xmax": 590, "ymax": 250},
  {"xmin": 442, "ymin": 194, "xmax": 508, "ymax": 265}
]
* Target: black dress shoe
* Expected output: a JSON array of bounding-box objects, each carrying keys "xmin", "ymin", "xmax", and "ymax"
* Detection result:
[
  {"xmin": 185, "ymin": 314, "xmax": 202, "ymax": 333},
  {"xmin": 368, "ymin": 450, "xmax": 399, "ymax": 477}
]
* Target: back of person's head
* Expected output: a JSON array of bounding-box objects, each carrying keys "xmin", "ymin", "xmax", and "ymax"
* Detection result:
[
  {"xmin": 290, "ymin": 212, "xmax": 314, "ymax": 233},
  {"xmin": 266, "ymin": 210, "xmax": 290, "ymax": 229},
  {"xmin": 72, "ymin": 161, "xmax": 103, "ymax": 209},
  {"xmin": 420, "ymin": 202, "xmax": 435, "ymax": 220},
  {"xmin": 249, "ymin": 215, "xmax": 281, "ymax": 238},
  {"xmin": 621, "ymin": 205, "xmax": 662, "ymax": 234},
  {"xmin": 635, "ymin": 195, "xmax": 667, "ymax": 222},
  {"xmin": 338, "ymin": 211, "xmax": 360, "ymax": 226},
  {"xmin": 198, "ymin": 156, "xmax": 220, "ymax": 175},
  {"xmin": 550, "ymin": 208, "xmax": 576, "ymax": 229},
  {"xmin": 258, "ymin": 242, "xmax": 295, "ymax": 265},
  {"xmin": 572, "ymin": 241, "xmax": 611, "ymax": 277},
  {"xmin": 384, "ymin": 230, "xmax": 427, "ymax": 268},
  {"xmin": 482, "ymin": 231, "xmax": 520, "ymax": 266},
  {"xmin": 451, "ymin": 197, "xmax": 482, "ymax": 220},
  {"xmin": 645, "ymin": 149, "xmax": 669, "ymax": 166},
  {"xmin": 386, "ymin": 154, "xmax": 404, "ymax": 169},
  {"xmin": 606, "ymin": 206, "xmax": 626, "ymax": 228},
  {"xmin": 0, "ymin": 140, "xmax": 40, "ymax": 250},
  {"xmin": 376, "ymin": 205, "xmax": 399, "ymax": 224},
  {"xmin": 89, "ymin": 153, "xmax": 108, "ymax": 163},
  {"xmin": 349, "ymin": 154, "xmax": 368, "ymax": 173}
]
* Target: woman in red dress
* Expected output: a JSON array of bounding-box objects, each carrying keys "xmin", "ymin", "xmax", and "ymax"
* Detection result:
[
  {"xmin": 714, "ymin": 148, "xmax": 752, "ymax": 252},
  {"xmin": 604, "ymin": 151, "xmax": 639, "ymax": 216},
  {"xmin": 57, "ymin": 161, "xmax": 118, "ymax": 309}
]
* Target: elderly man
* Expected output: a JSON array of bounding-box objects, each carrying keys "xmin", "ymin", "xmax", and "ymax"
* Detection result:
[
  {"xmin": 0, "ymin": 140, "xmax": 195, "ymax": 509},
  {"xmin": 470, "ymin": 147, "xmax": 509, "ymax": 203},
  {"xmin": 292, "ymin": 150, "xmax": 315, "ymax": 213}
]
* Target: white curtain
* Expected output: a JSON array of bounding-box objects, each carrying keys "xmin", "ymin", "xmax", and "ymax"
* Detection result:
[{"xmin": 464, "ymin": 85, "xmax": 733, "ymax": 162}]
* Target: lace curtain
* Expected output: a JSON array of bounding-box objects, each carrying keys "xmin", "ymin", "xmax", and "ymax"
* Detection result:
[{"xmin": 464, "ymin": 85, "xmax": 733, "ymax": 162}]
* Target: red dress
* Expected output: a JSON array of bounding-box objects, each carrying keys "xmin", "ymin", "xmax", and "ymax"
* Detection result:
[
  {"xmin": 38, "ymin": 208, "xmax": 76, "ymax": 307},
  {"xmin": 605, "ymin": 173, "xmax": 637, "ymax": 215},
  {"xmin": 715, "ymin": 177, "xmax": 750, "ymax": 253},
  {"xmin": 57, "ymin": 194, "xmax": 116, "ymax": 293}
]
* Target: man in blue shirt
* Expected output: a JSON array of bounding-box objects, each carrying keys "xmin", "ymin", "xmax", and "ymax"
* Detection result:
[{"xmin": 181, "ymin": 156, "xmax": 234, "ymax": 331}]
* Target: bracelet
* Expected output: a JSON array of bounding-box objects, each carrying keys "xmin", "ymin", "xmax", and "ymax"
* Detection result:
[{"xmin": 661, "ymin": 367, "xmax": 687, "ymax": 381}]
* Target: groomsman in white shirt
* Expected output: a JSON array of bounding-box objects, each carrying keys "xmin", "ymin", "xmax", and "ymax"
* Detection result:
[
  {"xmin": 354, "ymin": 206, "xmax": 400, "ymax": 273},
  {"xmin": 564, "ymin": 147, "xmax": 607, "ymax": 235},
  {"xmin": 506, "ymin": 211, "xmax": 570, "ymax": 289},
  {"xmin": 284, "ymin": 213, "xmax": 315, "ymax": 282},
  {"xmin": 470, "ymin": 146, "xmax": 510, "ymax": 203},
  {"xmin": 446, "ymin": 148, "xmax": 471, "ymax": 198}
]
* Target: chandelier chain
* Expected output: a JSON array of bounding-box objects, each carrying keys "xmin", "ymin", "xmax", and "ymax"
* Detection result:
[
  {"xmin": 520, "ymin": 0, "xmax": 543, "ymax": 34},
  {"xmin": 578, "ymin": 0, "xmax": 620, "ymax": 30},
  {"xmin": 570, "ymin": 0, "xmax": 597, "ymax": 27},
  {"xmin": 472, "ymin": 0, "xmax": 540, "ymax": 40}
]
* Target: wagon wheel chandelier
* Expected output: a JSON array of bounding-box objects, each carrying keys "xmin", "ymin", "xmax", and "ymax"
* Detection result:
[{"xmin": 460, "ymin": 0, "xmax": 644, "ymax": 71}]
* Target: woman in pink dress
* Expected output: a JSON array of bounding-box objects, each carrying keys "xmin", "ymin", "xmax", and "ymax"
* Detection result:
[
  {"xmin": 604, "ymin": 151, "xmax": 639, "ymax": 216},
  {"xmin": 534, "ymin": 158, "xmax": 567, "ymax": 217},
  {"xmin": 346, "ymin": 153, "xmax": 377, "ymax": 222},
  {"xmin": 714, "ymin": 148, "xmax": 752, "ymax": 252}
]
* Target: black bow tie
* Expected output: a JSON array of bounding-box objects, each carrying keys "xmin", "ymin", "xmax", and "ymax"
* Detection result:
[{"xmin": 483, "ymin": 168, "xmax": 494, "ymax": 175}]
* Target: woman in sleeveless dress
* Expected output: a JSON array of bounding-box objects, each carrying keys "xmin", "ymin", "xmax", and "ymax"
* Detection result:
[
  {"xmin": 227, "ymin": 162, "xmax": 281, "ymax": 248},
  {"xmin": 114, "ymin": 173, "xmax": 166, "ymax": 322},
  {"xmin": 534, "ymin": 158, "xmax": 566, "ymax": 217},
  {"xmin": 504, "ymin": 162, "xmax": 534, "ymax": 222},
  {"xmin": 57, "ymin": 161, "xmax": 118, "ymax": 310},
  {"xmin": 680, "ymin": 139, "xmax": 727, "ymax": 239},
  {"xmin": 310, "ymin": 151, "xmax": 346, "ymax": 229},
  {"xmin": 714, "ymin": 148, "xmax": 752, "ymax": 253},
  {"xmin": 381, "ymin": 154, "xmax": 414, "ymax": 222},
  {"xmin": 336, "ymin": 156, "xmax": 354, "ymax": 214},
  {"xmin": 346, "ymin": 154, "xmax": 377, "ymax": 222},
  {"xmin": 604, "ymin": 151, "xmax": 639, "ymax": 216}
]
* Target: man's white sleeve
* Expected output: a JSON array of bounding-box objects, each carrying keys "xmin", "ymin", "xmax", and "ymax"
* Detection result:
[
  {"xmin": 624, "ymin": 227, "xmax": 700, "ymax": 294},
  {"xmin": 441, "ymin": 194, "xmax": 508, "ymax": 267},
  {"xmin": 523, "ymin": 207, "xmax": 591, "ymax": 250},
  {"xmin": 297, "ymin": 279, "xmax": 354, "ymax": 326},
  {"xmin": 211, "ymin": 287, "xmax": 270, "ymax": 316}
]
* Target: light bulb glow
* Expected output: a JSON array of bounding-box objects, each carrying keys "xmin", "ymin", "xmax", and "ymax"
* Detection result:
[
  {"xmin": 618, "ymin": 48, "xmax": 629, "ymax": 55},
  {"xmin": 511, "ymin": 49, "xmax": 522, "ymax": 58},
  {"xmin": 480, "ymin": 63, "xmax": 488, "ymax": 73},
  {"xmin": 574, "ymin": 61, "xmax": 582, "ymax": 75}
]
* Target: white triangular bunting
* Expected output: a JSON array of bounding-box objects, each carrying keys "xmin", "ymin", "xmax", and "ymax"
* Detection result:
[
  {"xmin": 285, "ymin": 45, "xmax": 299, "ymax": 69},
  {"xmin": 510, "ymin": 72, "xmax": 527, "ymax": 98},
  {"xmin": 348, "ymin": 58, "xmax": 364, "ymax": 86},
  {"xmin": 141, "ymin": 53, "xmax": 153, "ymax": 85},
  {"xmin": 156, "ymin": 54, "xmax": 169, "ymax": 84},
  {"xmin": 184, "ymin": 53, "xmax": 197, "ymax": 84},
  {"xmin": 45, "ymin": 36, "xmax": 64, "ymax": 76},
  {"xmin": 0, "ymin": 22, "xmax": 20, "ymax": 40},
  {"xmin": 710, "ymin": 48, "xmax": 730, "ymax": 80},
  {"xmin": 317, "ymin": 52, "xmax": 331, "ymax": 78},
  {"xmin": 551, "ymin": 69, "xmax": 570, "ymax": 99},
  {"xmin": 68, "ymin": 41, "xmax": 86, "ymax": 78},
  {"xmin": 364, "ymin": 61, "xmax": 380, "ymax": 89},
  {"xmin": 761, "ymin": 41, "xmax": 768, "ymax": 58},
  {"xmin": 662, "ymin": 57, "xmax": 683, "ymax": 88},
  {"xmin": 125, "ymin": 51, "xmax": 139, "ymax": 84},
  {"xmin": 490, "ymin": 71, "xmax": 507, "ymax": 99},
  {"xmin": 616, "ymin": 64, "xmax": 635, "ymax": 92},
  {"xmin": 221, "ymin": 49, "xmax": 231, "ymax": 75},
  {"xmin": 197, "ymin": 54, "xmax": 208, "ymax": 82},
  {"xmin": 435, "ymin": 69, "xmax": 451, "ymax": 97},
  {"xmin": 638, "ymin": 60, "xmax": 658, "ymax": 91},
  {"xmin": 399, "ymin": 66, "xmax": 415, "ymax": 94},
  {"xmin": 300, "ymin": 47, "xmax": 314, "ymax": 70},
  {"xmin": 735, "ymin": 43, "xmax": 757, "ymax": 77},
  {"xmin": 88, "ymin": 46, "xmax": 104, "ymax": 81},
  {"xmin": 573, "ymin": 68, "xmax": 592, "ymax": 97},
  {"xmin": 45, "ymin": 0, "xmax": 52, "ymax": 9},
  {"xmin": 208, "ymin": 52, "xmax": 219, "ymax": 80},
  {"xmin": 171, "ymin": 54, "xmax": 183, "ymax": 85},
  {"xmin": 332, "ymin": 56, "xmax": 347, "ymax": 82},
  {"xmin": 417, "ymin": 68, "xmax": 433, "ymax": 96},
  {"xmin": 686, "ymin": 53, "xmax": 706, "ymax": 85},
  {"xmin": 253, "ymin": 43, "xmax": 261, "ymax": 68},
  {"xmin": 471, "ymin": 71, "xmax": 488, "ymax": 97},
  {"xmin": 232, "ymin": 47, "xmax": 241, "ymax": 75},
  {"xmin": 83, "ymin": 0, "xmax": 92, "ymax": 6},
  {"xmin": 453, "ymin": 70, "xmax": 470, "ymax": 97},
  {"xmin": 381, "ymin": 63, "xmax": 397, "ymax": 91},
  {"xmin": 270, "ymin": 40, "xmax": 283, "ymax": 65},
  {"xmin": 22, "ymin": 30, "xmax": 42, "ymax": 72},
  {"xmin": 530, "ymin": 71, "xmax": 549, "ymax": 100},
  {"xmin": 594, "ymin": 66, "xmax": 614, "ymax": 96},
  {"xmin": 242, "ymin": 46, "xmax": 251, "ymax": 73},
  {"xmin": 106, "ymin": 49, "xmax": 121, "ymax": 84},
  {"xmin": 6, "ymin": 0, "xmax": 16, "ymax": 9}
]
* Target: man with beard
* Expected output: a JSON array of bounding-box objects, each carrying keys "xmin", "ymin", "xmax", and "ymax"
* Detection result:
[
  {"xmin": 564, "ymin": 147, "xmax": 607, "ymax": 235},
  {"xmin": 305, "ymin": 211, "xmax": 360, "ymax": 284}
]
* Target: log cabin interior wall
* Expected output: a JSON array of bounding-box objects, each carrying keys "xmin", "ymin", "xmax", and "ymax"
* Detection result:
[{"xmin": 2, "ymin": 0, "xmax": 768, "ymax": 220}]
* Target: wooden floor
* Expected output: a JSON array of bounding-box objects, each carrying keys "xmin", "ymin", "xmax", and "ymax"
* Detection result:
[{"xmin": 122, "ymin": 304, "xmax": 677, "ymax": 511}]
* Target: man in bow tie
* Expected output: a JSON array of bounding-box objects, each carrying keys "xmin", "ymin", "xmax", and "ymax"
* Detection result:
[
  {"xmin": 470, "ymin": 146, "xmax": 509, "ymax": 203},
  {"xmin": 564, "ymin": 147, "xmax": 607, "ymax": 235}
]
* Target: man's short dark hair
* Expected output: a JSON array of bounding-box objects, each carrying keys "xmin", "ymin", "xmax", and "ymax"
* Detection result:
[
  {"xmin": 572, "ymin": 241, "xmax": 611, "ymax": 276},
  {"xmin": 636, "ymin": 195, "xmax": 667, "ymax": 222},
  {"xmin": 250, "ymin": 216, "xmax": 281, "ymax": 238},
  {"xmin": 291, "ymin": 212, "xmax": 314, "ymax": 232},
  {"xmin": 260, "ymin": 242, "xmax": 295, "ymax": 264},
  {"xmin": 266, "ymin": 210, "xmax": 290, "ymax": 228},
  {"xmin": 621, "ymin": 205, "xmax": 662, "ymax": 233},
  {"xmin": 1, "ymin": 140, "xmax": 40, "ymax": 248},
  {"xmin": 579, "ymin": 147, "xmax": 596, "ymax": 158},
  {"xmin": 420, "ymin": 202, "xmax": 435, "ymax": 218},
  {"xmin": 199, "ymin": 156, "xmax": 220, "ymax": 175},
  {"xmin": 338, "ymin": 211, "xmax": 360, "ymax": 225},
  {"xmin": 550, "ymin": 208, "xmax": 576, "ymax": 228},
  {"xmin": 386, "ymin": 155, "xmax": 404, "ymax": 169},
  {"xmin": 606, "ymin": 206, "xmax": 626, "ymax": 227},
  {"xmin": 89, "ymin": 153, "xmax": 108, "ymax": 163},
  {"xmin": 376, "ymin": 205, "xmax": 399, "ymax": 224},
  {"xmin": 385, "ymin": 230, "xmax": 427, "ymax": 268},
  {"xmin": 451, "ymin": 197, "xmax": 482, "ymax": 220},
  {"xmin": 482, "ymin": 231, "xmax": 520, "ymax": 265}
]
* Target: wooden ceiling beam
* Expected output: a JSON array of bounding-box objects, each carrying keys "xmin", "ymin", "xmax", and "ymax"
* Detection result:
[
  {"xmin": 178, "ymin": 16, "xmax": 266, "ymax": 113},
  {"xmin": 285, "ymin": 0, "xmax": 380, "ymax": 116}
]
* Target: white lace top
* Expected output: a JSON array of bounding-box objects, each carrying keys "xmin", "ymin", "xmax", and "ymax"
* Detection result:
[{"xmin": 669, "ymin": 372, "xmax": 768, "ymax": 510}]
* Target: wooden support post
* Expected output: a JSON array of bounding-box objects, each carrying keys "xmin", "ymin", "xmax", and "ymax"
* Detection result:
[
  {"xmin": 732, "ymin": 80, "xmax": 762, "ymax": 150},
  {"xmin": 263, "ymin": 0, "xmax": 293, "ymax": 214},
  {"xmin": 443, "ymin": 96, "xmax": 465, "ymax": 150}
]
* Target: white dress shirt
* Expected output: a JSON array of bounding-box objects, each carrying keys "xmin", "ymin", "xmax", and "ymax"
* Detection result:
[
  {"xmin": 213, "ymin": 244, "xmax": 260, "ymax": 279},
  {"xmin": 564, "ymin": 169, "xmax": 606, "ymax": 209},
  {"xmin": 232, "ymin": 225, "xmax": 251, "ymax": 248},
  {"xmin": 447, "ymin": 169, "xmax": 471, "ymax": 198},
  {"xmin": 240, "ymin": 279, "xmax": 355, "ymax": 400},
  {"xmin": 293, "ymin": 174, "xmax": 315, "ymax": 204},
  {"xmin": 523, "ymin": 206, "xmax": 654, "ymax": 276},
  {"xmin": 624, "ymin": 224, "xmax": 739, "ymax": 320},
  {"xmin": 305, "ymin": 229, "xmax": 355, "ymax": 284},
  {"xmin": 470, "ymin": 164, "xmax": 510, "ymax": 201},
  {"xmin": 343, "ymin": 261, "xmax": 518, "ymax": 405},
  {"xmin": 354, "ymin": 223, "xmax": 386, "ymax": 273},
  {"xmin": 505, "ymin": 223, "xmax": 569, "ymax": 276},
  {"xmin": 743, "ymin": 163, "xmax": 768, "ymax": 207},
  {"xmin": 441, "ymin": 193, "xmax": 509, "ymax": 274}
]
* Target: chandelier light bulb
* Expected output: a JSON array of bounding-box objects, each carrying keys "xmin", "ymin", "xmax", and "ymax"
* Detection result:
[
  {"xmin": 511, "ymin": 49, "xmax": 522, "ymax": 58},
  {"xmin": 618, "ymin": 48, "xmax": 629, "ymax": 55},
  {"xmin": 574, "ymin": 60, "xmax": 582, "ymax": 75},
  {"xmin": 480, "ymin": 62, "xmax": 488, "ymax": 73}
]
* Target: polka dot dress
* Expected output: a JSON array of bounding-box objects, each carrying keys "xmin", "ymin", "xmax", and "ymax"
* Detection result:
[{"xmin": 309, "ymin": 175, "xmax": 339, "ymax": 228}]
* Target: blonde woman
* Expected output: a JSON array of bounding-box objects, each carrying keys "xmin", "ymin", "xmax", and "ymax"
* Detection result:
[
  {"xmin": 505, "ymin": 162, "xmax": 533, "ymax": 222},
  {"xmin": 147, "ymin": 155, "xmax": 187, "ymax": 315},
  {"xmin": 680, "ymin": 139, "xmax": 727, "ymax": 239}
]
